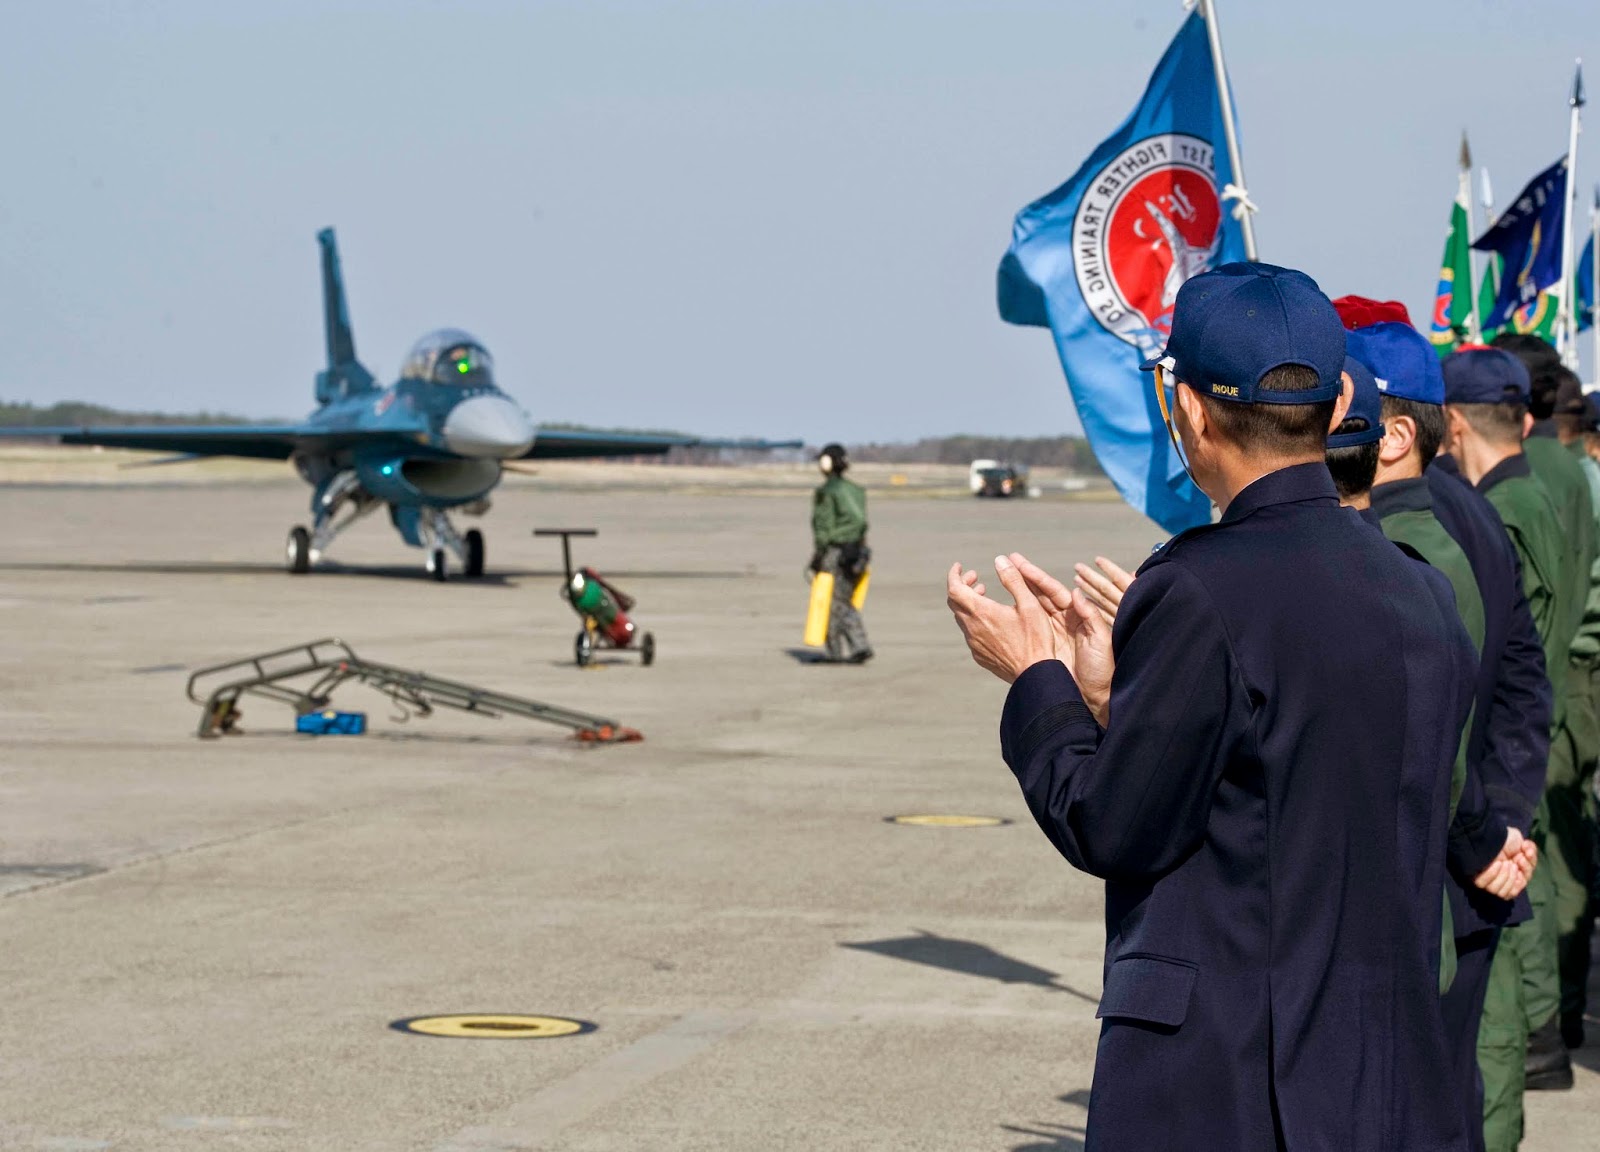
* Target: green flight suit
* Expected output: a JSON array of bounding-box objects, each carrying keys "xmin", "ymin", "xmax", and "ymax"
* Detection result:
[
  {"xmin": 1522, "ymin": 434, "xmax": 1597, "ymax": 1039},
  {"xmin": 1478, "ymin": 455, "xmax": 1568, "ymax": 1152},
  {"xmin": 1375, "ymin": 480, "xmax": 1484, "ymax": 996},
  {"xmin": 811, "ymin": 475, "xmax": 868, "ymax": 551},
  {"xmin": 1547, "ymin": 438, "xmax": 1600, "ymax": 1036}
]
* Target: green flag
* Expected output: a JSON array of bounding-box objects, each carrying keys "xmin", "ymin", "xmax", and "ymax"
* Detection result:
[{"xmin": 1429, "ymin": 187, "xmax": 1477, "ymax": 355}]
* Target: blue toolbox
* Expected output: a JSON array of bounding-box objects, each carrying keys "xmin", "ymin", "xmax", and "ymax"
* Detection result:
[{"xmin": 295, "ymin": 710, "xmax": 367, "ymax": 736}]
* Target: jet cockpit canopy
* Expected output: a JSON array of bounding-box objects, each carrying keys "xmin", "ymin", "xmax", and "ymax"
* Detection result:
[{"xmin": 400, "ymin": 329, "xmax": 495, "ymax": 387}]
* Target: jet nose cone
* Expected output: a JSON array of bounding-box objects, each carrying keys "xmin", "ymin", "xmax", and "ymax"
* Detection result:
[{"xmin": 442, "ymin": 395, "xmax": 536, "ymax": 458}]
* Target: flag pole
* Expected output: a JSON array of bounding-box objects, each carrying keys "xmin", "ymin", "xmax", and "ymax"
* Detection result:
[
  {"xmin": 1481, "ymin": 167, "xmax": 1501, "ymax": 302},
  {"xmin": 1557, "ymin": 60, "xmax": 1585, "ymax": 367},
  {"xmin": 1199, "ymin": 0, "xmax": 1258, "ymax": 260},
  {"xmin": 1462, "ymin": 131, "xmax": 1481, "ymax": 341}
]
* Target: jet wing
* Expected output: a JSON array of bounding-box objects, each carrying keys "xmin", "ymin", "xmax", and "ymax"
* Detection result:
[
  {"xmin": 0, "ymin": 424, "xmax": 404, "ymax": 461},
  {"xmin": 522, "ymin": 429, "xmax": 803, "ymax": 460}
]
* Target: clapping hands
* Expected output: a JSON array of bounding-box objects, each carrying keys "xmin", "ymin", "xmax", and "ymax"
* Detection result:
[
  {"xmin": 1073, "ymin": 555, "xmax": 1136, "ymax": 625},
  {"xmin": 946, "ymin": 552, "xmax": 1115, "ymax": 726}
]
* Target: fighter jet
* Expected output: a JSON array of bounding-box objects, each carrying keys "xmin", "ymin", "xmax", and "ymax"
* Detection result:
[{"xmin": 5, "ymin": 229, "xmax": 798, "ymax": 580}]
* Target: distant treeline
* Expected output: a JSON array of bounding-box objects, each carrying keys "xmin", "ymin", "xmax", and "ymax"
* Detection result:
[
  {"xmin": 0, "ymin": 401, "xmax": 254, "ymax": 427},
  {"xmin": 849, "ymin": 435, "xmax": 1105, "ymax": 475}
]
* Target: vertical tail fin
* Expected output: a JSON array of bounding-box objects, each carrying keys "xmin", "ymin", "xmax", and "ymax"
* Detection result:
[{"xmin": 315, "ymin": 228, "xmax": 376, "ymax": 404}]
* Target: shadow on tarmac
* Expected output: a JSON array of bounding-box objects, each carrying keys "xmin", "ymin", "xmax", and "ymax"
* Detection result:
[
  {"xmin": 840, "ymin": 930, "xmax": 1099, "ymax": 1004},
  {"xmin": 1001, "ymin": 1090, "xmax": 1091, "ymax": 1151}
]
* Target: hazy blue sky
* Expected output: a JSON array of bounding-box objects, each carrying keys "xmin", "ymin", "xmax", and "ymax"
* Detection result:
[{"xmin": 1, "ymin": 1, "xmax": 1594, "ymax": 441}]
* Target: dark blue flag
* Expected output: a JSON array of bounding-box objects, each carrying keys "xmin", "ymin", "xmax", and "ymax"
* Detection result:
[
  {"xmin": 997, "ymin": 11, "xmax": 1246, "ymax": 534},
  {"xmin": 1579, "ymin": 230, "xmax": 1594, "ymax": 332},
  {"xmin": 1472, "ymin": 158, "xmax": 1569, "ymax": 330}
]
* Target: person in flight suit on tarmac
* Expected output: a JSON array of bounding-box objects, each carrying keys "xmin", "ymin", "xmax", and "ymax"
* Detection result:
[
  {"xmin": 808, "ymin": 443, "xmax": 873, "ymax": 664},
  {"xmin": 946, "ymin": 263, "xmax": 1478, "ymax": 1151}
]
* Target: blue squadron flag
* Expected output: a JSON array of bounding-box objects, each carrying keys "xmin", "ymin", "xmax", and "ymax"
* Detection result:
[
  {"xmin": 997, "ymin": 11, "xmax": 1248, "ymax": 533},
  {"xmin": 1472, "ymin": 158, "xmax": 1570, "ymax": 330},
  {"xmin": 1579, "ymin": 230, "xmax": 1594, "ymax": 332}
]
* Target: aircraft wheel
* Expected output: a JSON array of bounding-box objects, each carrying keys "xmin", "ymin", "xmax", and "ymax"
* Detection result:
[
  {"xmin": 286, "ymin": 526, "xmax": 311, "ymax": 574},
  {"xmin": 427, "ymin": 548, "xmax": 448, "ymax": 582},
  {"xmin": 575, "ymin": 630, "xmax": 593, "ymax": 667},
  {"xmin": 640, "ymin": 633, "xmax": 656, "ymax": 666},
  {"xmin": 464, "ymin": 529, "xmax": 485, "ymax": 578}
]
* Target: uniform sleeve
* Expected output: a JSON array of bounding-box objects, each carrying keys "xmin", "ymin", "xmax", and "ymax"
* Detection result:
[
  {"xmin": 998, "ymin": 562, "xmax": 1251, "ymax": 880},
  {"xmin": 1482, "ymin": 546, "xmax": 1553, "ymax": 825},
  {"xmin": 1447, "ymin": 727, "xmax": 1509, "ymax": 884},
  {"xmin": 811, "ymin": 488, "xmax": 833, "ymax": 553}
]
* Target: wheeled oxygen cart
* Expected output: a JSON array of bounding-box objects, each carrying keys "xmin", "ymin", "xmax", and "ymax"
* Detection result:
[{"xmin": 534, "ymin": 529, "xmax": 656, "ymax": 668}]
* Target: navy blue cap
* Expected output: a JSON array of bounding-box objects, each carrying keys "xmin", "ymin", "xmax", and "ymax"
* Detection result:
[
  {"xmin": 1442, "ymin": 347, "xmax": 1531, "ymax": 405},
  {"xmin": 1585, "ymin": 391, "xmax": 1600, "ymax": 431},
  {"xmin": 1328, "ymin": 356, "xmax": 1385, "ymax": 448},
  {"xmin": 1345, "ymin": 322, "xmax": 1444, "ymax": 405},
  {"xmin": 1140, "ymin": 262, "xmax": 1346, "ymax": 404}
]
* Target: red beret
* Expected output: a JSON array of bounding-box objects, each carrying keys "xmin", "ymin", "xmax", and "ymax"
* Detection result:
[{"xmin": 1332, "ymin": 295, "xmax": 1415, "ymax": 331}]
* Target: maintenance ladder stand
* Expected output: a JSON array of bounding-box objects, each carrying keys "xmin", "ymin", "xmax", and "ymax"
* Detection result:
[{"xmin": 186, "ymin": 638, "xmax": 640, "ymax": 743}]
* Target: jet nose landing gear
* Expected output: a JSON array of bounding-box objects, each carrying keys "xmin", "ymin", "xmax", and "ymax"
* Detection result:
[{"xmin": 286, "ymin": 526, "xmax": 312, "ymax": 574}]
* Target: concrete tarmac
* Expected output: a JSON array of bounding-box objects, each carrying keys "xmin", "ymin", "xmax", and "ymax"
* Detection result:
[{"xmin": 0, "ymin": 470, "xmax": 1595, "ymax": 1151}]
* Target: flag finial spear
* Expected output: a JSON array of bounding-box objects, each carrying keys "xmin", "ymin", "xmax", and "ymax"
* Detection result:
[
  {"xmin": 1460, "ymin": 130, "xmax": 1472, "ymax": 171},
  {"xmin": 1574, "ymin": 60, "xmax": 1586, "ymax": 109}
]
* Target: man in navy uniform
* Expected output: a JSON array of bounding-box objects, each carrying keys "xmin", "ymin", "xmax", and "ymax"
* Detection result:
[{"xmin": 947, "ymin": 263, "xmax": 1477, "ymax": 1151}]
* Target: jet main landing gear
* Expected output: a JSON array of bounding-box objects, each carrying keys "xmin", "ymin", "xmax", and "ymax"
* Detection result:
[{"xmin": 419, "ymin": 509, "xmax": 486, "ymax": 582}]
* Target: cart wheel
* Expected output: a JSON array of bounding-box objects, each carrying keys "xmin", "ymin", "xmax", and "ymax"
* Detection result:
[
  {"xmin": 641, "ymin": 633, "xmax": 655, "ymax": 666},
  {"xmin": 575, "ymin": 630, "xmax": 594, "ymax": 667},
  {"xmin": 464, "ymin": 529, "xmax": 485, "ymax": 578},
  {"xmin": 286, "ymin": 526, "xmax": 311, "ymax": 574}
]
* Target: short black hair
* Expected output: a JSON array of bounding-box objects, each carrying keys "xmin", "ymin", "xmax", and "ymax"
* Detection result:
[
  {"xmin": 1195, "ymin": 364, "xmax": 1337, "ymax": 455},
  {"xmin": 1491, "ymin": 333, "xmax": 1562, "ymax": 420},
  {"xmin": 1451, "ymin": 401, "xmax": 1527, "ymax": 445},
  {"xmin": 1379, "ymin": 395, "xmax": 1446, "ymax": 465},
  {"xmin": 1324, "ymin": 418, "xmax": 1380, "ymax": 499}
]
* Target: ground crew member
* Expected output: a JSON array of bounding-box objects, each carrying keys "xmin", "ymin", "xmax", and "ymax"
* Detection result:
[
  {"xmin": 1328, "ymin": 337, "xmax": 1538, "ymax": 1152},
  {"xmin": 808, "ymin": 443, "xmax": 872, "ymax": 664},
  {"xmin": 1541, "ymin": 365, "xmax": 1600, "ymax": 1050},
  {"xmin": 946, "ymin": 263, "xmax": 1478, "ymax": 1151},
  {"xmin": 1443, "ymin": 346, "xmax": 1575, "ymax": 1136}
]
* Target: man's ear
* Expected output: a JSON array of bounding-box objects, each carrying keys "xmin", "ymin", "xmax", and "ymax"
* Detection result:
[
  {"xmin": 1175, "ymin": 381, "xmax": 1207, "ymax": 437},
  {"xmin": 1521, "ymin": 411, "xmax": 1535, "ymax": 440},
  {"xmin": 1331, "ymin": 372, "xmax": 1354, "ymax": 431},
  {"xmin": 1379, "ymin": 414, "xmax": 1417, "ymax": 465}
]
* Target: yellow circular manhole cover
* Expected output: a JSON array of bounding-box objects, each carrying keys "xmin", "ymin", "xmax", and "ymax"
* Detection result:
[
  {"xmin": 391, "ymin": 1014, "xmax": 595, "ymax": 1039},
  {"xmin": 885, "ymin": 814, "xmax": 1012, "ymax": 828}
]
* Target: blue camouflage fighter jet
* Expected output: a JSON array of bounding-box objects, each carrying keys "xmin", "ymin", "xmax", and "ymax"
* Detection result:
[{"xmin": 11, "ymin": 229, "xmax": 797, "ymax": 580}]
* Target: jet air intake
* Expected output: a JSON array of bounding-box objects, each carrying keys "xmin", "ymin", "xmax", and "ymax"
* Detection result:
[{"xmin": 355, "ymin": 455, "xmax": 500, "ymax": 506}]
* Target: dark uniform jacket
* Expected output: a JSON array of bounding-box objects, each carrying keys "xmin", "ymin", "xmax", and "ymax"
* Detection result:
[
  {"xmin": 1000, "ymin": 465, "xmax": 1475, "ymax": 1152},
  {"xmin": 1427, "ymin": 459, "xmax": 1551, "ymax": 932}
]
